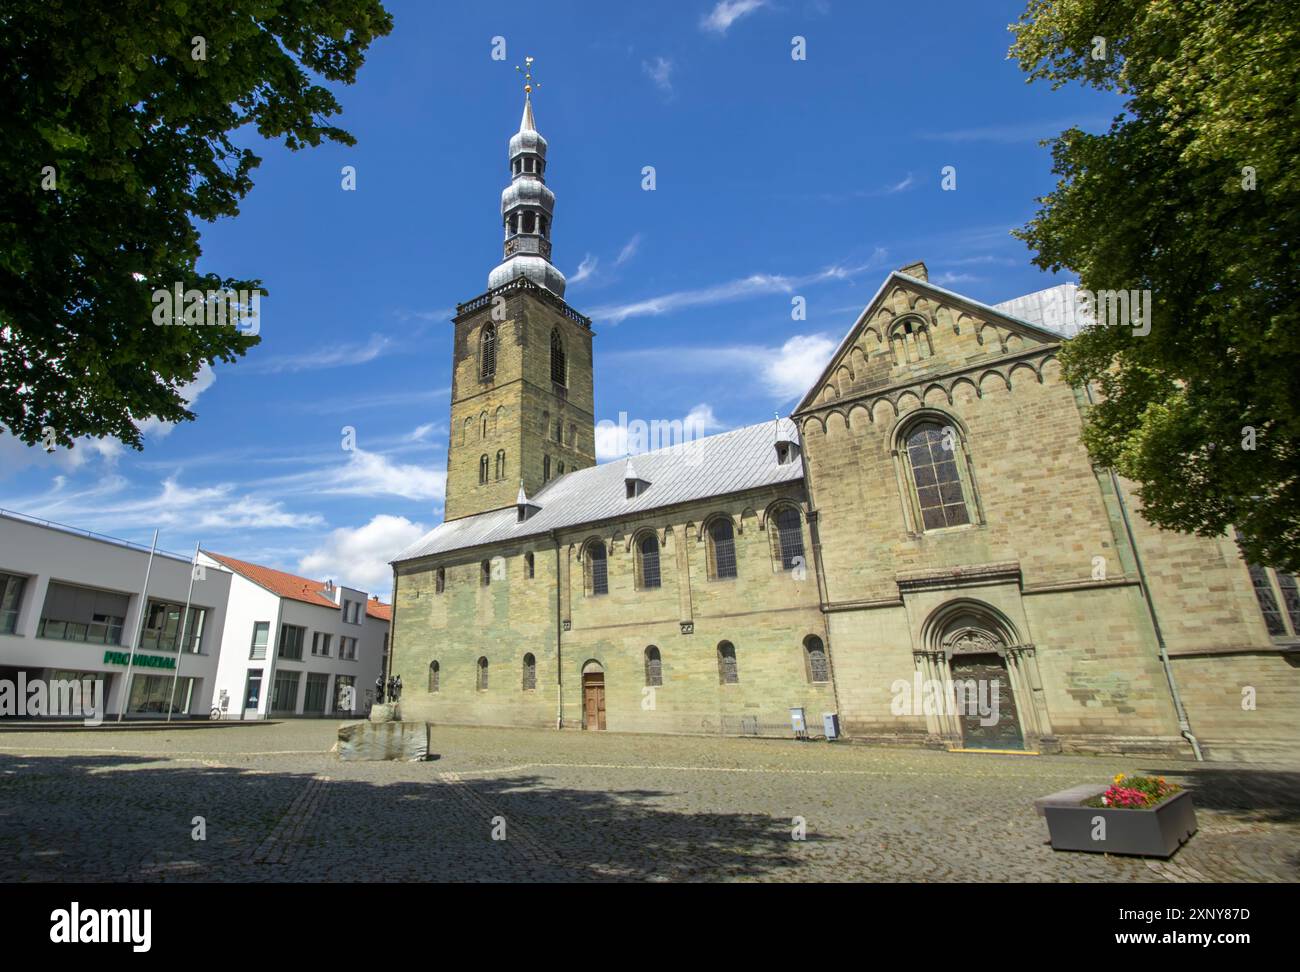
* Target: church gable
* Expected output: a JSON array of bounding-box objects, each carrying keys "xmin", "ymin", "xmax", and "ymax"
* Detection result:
[{"xmin": 796, "ymin": 266, "xmax": 1061, "ymax": 412}]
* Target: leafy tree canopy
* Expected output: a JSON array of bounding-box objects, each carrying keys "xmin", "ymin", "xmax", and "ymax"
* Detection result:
[
  {"xmin": 1009, "ymin": 0, "xmax": 1299, "ymax": 570},
  {"xmin": 0, "ymin": 0, "xmax": 393, "ymax": 451}
]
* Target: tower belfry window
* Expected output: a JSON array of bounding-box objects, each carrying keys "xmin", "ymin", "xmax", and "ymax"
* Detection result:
[
  {"xmin": 480, "ymin": 323, "xmax": 497, "ymax": 379},
  {"xmin": 550, "ymin": 329, "xmax": 566, "ymax": 386}
]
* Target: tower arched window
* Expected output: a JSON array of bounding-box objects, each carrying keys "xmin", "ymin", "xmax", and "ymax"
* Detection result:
[
  {"xmin": 495, "ymin": 449, "xmax": 506, "ymax": 480},
  {"xmin": 550, "ymin": 329, "xmax": 567, "ymax": 386},
  {"xmin": 435, "ymin": 568, "xmax": 445, "ymax": 594},
  {"xmin": 644, "ymin": 646, "xmax": 663, "ymax": 687},
  {"xmin": 522, "ymin": 653, "xmax": 536, "ymax": 691},
  {"xmin": 428, "ymin": 661, "xmax": 440, "ymax": 693},
  {"xmin": 717, "ymin": 641, "xmax": 739, "ymax": 684},
  {"xmin": 706, "ymin": 517, "xmax": 738, "ymax": 580},
  {"xmin": 480, "ymin": 323, "xmax": 497, "ymax": 379},
  {"xmin": 637, "ymin": 533, "xmax": 661, "ymax": 590},
  {"xmin": 898, "ymin": 417, "xmax": 977, "ymax": 532},
  {"xmin": 543, "ymin": 454, "xmax": 551, "ymax": 483},
  {"xmin": 479, "ymin": 454, "xmax": 489, "ymax": 485},
  {"xmin": 480, "ymin": 413, "xmax": 488, "ymax": 438},
  {"xmin": 554, "ymin": 418, "xmax": 562, "ymax": 443},
  {"xmin": 585, "ymin": 540, "xmax": 608, "ymax": 596},
  {"xmin": 476, "ymin": 657, "xmax": 489, "ymax": 691},
  {"xmin": 804, "ymin": 635, "xmax": 829, "ymax": 684}
]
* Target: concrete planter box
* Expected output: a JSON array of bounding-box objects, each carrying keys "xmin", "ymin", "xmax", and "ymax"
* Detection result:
[{"xmin": 1041, "ymin": 789, "xmax": 1197, "ymax": 858}]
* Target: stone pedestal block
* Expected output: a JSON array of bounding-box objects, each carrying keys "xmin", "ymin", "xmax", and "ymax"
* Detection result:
[
  {"xmin": 369, "ymin": 702, "xmax": 400, "ymax": 723},
  {"xmin": 337, "ymin": 720, "xmax": 429, "ymax": 761}
]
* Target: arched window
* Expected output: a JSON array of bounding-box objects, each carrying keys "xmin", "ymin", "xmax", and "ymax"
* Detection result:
[
  {"xmin": 717, "ymin": 641, "xmax": 738, "ymax": 684},
  {"xmin": 557, "ymin": 461, "xmax": 565, "ymax": 476},
  {"xmin": 479, "ymin": 454, "xmax": 489, "ymax": 485},
  {"xmin": 901, "ymin": 419, "xmax": 974, "ymax": 531},
  {"xmin": 480, "ymin": 323, "xmax": 497, "ymax": 379},
  {"xmin": 772, "ymin": 505, "xmax": 806, "ymax": 571},
  {"xmin": 476, "ymin": 656, "xmax": 489, "ymax": 691},
  {"xmin": 522, "ymin": 653, "xmax": 536, "ymax": 691},
  {"xmin": 637, "ymin": 533, "xmax": 661, "ymax": 590},
  {"xmin": 480, "ymin": 413, "xmax": 488, "ymax": 438},
  {"xmin": 428, "ymin": 660, "xmax": 440, "ymax": 693},
  {"xmin": 435, "ymin": 567, "xmax": 445, "ymax": 594},
  {"xmin": 567, "ymin": 423, "xmax": 576, "ymax": 447},
  {"xmin": 495, "ymin": 449, "xmax": 506, "ymax": 480},
  {"xmin": 543, "ymin": 454, "xmax": 551, "ymax": 483},
  {"xmin": 707, "ymin": 517, "xmax": 738, "ymax": 580},
  {"xmin": 644, "ymin": 646, "xmax": 662, "ymax": 687},
  {"xmin": 480, "ymin": 560, "xmax": 491, "ymax": 586},
  {"xmin": 586, "ymin": 540, "xmax": 608, "ymax": 596},
  {"xmin": 524, "ymin": 552, "xmax": 535, "ymax": 579},
  {"xmin": 554, "ymin": 418, "xmax": 563, "ymax": 443},
  {"xmin": 890, "ymin": 317, "xmax": 934, "ymax": 364},
  {"xmin": 550, "ymin": 328, "xmax": 567, "ymax": 386},
  {"xmin": 804, "ymin": 635, "xmax": 829, "ymax": 683}
]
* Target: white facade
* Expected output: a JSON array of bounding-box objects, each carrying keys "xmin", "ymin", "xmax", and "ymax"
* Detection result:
[
  {"xmin": 0, "ymin": 510, "xmax": 233, "ymax": 719},
  {"xmin": 201, "ymin": 555, "xmax": 388, "ymax": 720}
]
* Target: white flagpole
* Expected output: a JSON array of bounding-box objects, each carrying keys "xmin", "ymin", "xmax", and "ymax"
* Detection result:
[
  {"xmin": 166, "ymin": 541, "xmax": 201, "ymax": 723},
  {"xmin": 118, "ymin": 529, "xmax": 159, "ymax": 723}
]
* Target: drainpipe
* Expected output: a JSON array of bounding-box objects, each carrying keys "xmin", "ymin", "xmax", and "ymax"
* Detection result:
[
  {"xmin": 551, "ymin": 530, "xmax": 563, "ymax": 730},
  {"xmin": 1085, "ymin": 383, "xmax": 1203, "ymax": 761}
]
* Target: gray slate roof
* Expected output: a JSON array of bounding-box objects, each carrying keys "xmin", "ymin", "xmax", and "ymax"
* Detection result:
[{"xmin": 393, "ymin": 418, "xmax": 803, "ymax": 563}]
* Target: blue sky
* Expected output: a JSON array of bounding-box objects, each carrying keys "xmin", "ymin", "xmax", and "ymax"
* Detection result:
[{"xmin": 0, "ymin": 0, "xmax": 1121, "ymax": 594}]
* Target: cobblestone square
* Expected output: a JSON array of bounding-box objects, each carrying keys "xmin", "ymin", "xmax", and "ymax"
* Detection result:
[{"xmin": 1, "ymin": 722, "xmax": 1296, "ymax": 882}]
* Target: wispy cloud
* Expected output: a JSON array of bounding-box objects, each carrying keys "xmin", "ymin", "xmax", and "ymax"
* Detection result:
[
  {"xmin": 642, "ymin": 56, "xmax": 674, "ymax": 94},
  {"xmin": 588, "ymin": 249, "xmax": 887, "ymax": 325},
  {"xmin": 916, "ymin": 117, "xmax": 1111, "ymax": 144},
  {"xmin": 886, "ymin": 173, "xmax": 915, "ymax": 193},
  {"xmin": 616, "ymin": 233, "xmax": 643, "ymax": 265},
  {"xmin": 290, "ymin": 386, "xmax": 450, "ymax": 415},
  {"xmin": 701, "ymin": 0, "xmax": 767, "ymax": 34},
  {"xmin": 246, "ymin": 334, "xmax": 394, "ymax": 374},
  {"xmin": 569, "ymin": 254, "xmax": 599, "ymax": 285}
]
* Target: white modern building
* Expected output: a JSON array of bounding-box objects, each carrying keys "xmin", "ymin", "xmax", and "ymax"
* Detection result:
[
  {"xmin": 0, "ymin": 509, "xmax": 233, "ymax": 718},
  {"xmin": 201, "ymin": 552, "xmax": 389, "ymax": 719}
]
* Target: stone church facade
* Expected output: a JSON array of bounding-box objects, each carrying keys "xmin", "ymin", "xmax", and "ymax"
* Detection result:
[{"xmin": 389, "ymin": 95, "xmax": 1299, "ymax": 762}]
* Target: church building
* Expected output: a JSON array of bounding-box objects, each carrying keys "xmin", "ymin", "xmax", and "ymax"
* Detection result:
[{"xmin": 388, "ymin": 90, "xmax": 1299, "ymax": 762}]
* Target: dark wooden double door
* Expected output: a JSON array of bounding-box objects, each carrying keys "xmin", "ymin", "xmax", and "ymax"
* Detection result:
[{"xmin": 951, "ymin": 654, "xmax": 1023, "ymax": 750}]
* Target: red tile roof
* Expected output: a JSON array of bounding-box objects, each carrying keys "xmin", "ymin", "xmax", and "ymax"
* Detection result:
[{"xmin": 205, "ymin": 552, "xmax": 391, "ymax": 623}]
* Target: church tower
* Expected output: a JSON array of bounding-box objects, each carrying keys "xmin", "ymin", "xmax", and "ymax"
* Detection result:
[{"xmin": 443, "ymin": 63, "xmax": 596, "ymax": 522}]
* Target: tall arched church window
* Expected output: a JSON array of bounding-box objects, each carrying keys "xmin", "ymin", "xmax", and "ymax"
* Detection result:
[
  {"xmin": 772, "ymin": 506, "xmax": 806, "ymax": 571},
  {"xmin": 637, "ymin": 533, "xmax": 661, "ymax": 590},
  {"xmin": 479, "ymin": 454, "xmax": 489, "ymax": 485},
  {"xmin": 522, "ymin": 653, "xmax": 536, "ymax": 691},
  {"xmin": 900, "ymin": 419, "xmax": 976, "ymax": 531},
  {"xmin": 428, "ymin": 661, "xmax": 440, "ymax": 693},
  {"xmin": 585, "ymin": 541, "xmax": 608, "ymax": 596},
  {"xmin": 707, "ymin": 517, "xmax": 738, "ymax": 580},
  {"xmin": 550, "ymin": 329, "xmax": 567, "ymax": 386},
  {"xmin": 644, "ymin": 646, "xmax": 663, "ymax": 687},
  {"xmin": 480, "ymin": 323, "xmax": 496, "ymax": 379},
  {"xmin": 717, "ymin": 641, "xmax": 739, "ymax": 684},
  {"xmin": 804, "ymin": 635, "xmax": 829, "ymax": 683},
  {"xmin": 495, "ymin": 449, "xmax": 506, "ymax": 480}
]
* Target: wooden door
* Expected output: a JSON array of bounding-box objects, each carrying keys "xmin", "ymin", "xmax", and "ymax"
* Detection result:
[
  {"xmin": 951, "ymin": 654, "xmax": 1023, "ymax": 750},
  {"xmin": 582, "ymin": 673, "xmax": 606, "ymax": 730}
]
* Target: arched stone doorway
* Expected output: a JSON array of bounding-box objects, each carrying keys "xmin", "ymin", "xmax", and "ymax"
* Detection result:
[
  {"xmin": 944, "ymin": 625, "xmax": 1023, "ymax": 750},
  {"xmin": 581, "ymin": 660, "xmax": 606, "ymax": 731},
  {"xmin": 915, "ymin": 600, "xmax": 1058, "ymax": 753}
]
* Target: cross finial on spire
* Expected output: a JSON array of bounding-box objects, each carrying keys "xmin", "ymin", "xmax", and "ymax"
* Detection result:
[{"xmin": 516, "ymin": 55, "xmax": 540, "ymax": 97}]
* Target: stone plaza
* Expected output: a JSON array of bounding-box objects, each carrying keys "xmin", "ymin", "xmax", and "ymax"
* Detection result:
[{"xmin": 1, "ymin": 722, "xmax": 1296, "ymax": 882}]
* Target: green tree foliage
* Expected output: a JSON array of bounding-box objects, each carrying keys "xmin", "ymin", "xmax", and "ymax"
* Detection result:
[
  {"xmin": 0, "ymin": 0, "xmax": 392, "ymax": 450},
  {"xmin": 1009, "ymin": 0, "xmax": 1299, "ymax": 570}
]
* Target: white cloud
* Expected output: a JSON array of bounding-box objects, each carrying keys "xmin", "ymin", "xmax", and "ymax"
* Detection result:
[
  {"xmin": 139, "ymin": 362, "xmax": 217, "ymax": 440},
  {"xmin": 303, "ymin": 448, "xmax": 446, "ymax": 502},
  {"xmin": 616, "ymin": 233, "xmax": 643, "ymax": 265},
  {"xmin": 761, "ymin": 334, "xmax": 839, "ymax": 401},
  {"xmin": 886, "ymin": 173, "xmax": 915, "ymax": 193},
  {"xmin": 701, "ymin": 0, "xmax": 767, "ymax": 34},
  {"xmin": 247, "ymin": 334, "xmax": 393, "ymax": 374},
  {"xmin": 409, "ymin": 423, "xmax": 436, "ymax": 442},
  {"xmin": 589, "ymin": 250, "xmax": 886, "ymax": 325},
  {"xmin": 595, "ymin": 403, "xmax": 725, "ymax": 461},
  {"xmin": 642, "ymin": 57, "xmax": 674, "ymax": 93},
  {"xmin": 298, "ymin": 514, "xmax": 427, "ymax": 595},
  {"xmin": 569, "ymin": 254, "xmax": 599, "ymax": 285}
]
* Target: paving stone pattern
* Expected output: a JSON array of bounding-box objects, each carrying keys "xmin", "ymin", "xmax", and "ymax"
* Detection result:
[{"xmin": 1, "ymin": 722, "xmax": 1296, "ymax": 882}]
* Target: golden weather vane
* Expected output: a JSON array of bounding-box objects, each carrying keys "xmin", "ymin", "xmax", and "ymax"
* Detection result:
[{"xmin": 516, "ymin": 55, "xmax": 540, "ymax": 95}]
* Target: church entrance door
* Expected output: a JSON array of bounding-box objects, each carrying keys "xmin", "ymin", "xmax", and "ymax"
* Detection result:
[
  {"xmin": 582, "ymin": 672, "xmax": 606, "ymax": 730},
  {"xmin": 950, "ymin": 654, "xmax": 1023, "ymax": 750}
]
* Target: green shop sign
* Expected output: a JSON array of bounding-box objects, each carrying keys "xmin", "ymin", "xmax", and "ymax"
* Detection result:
[{"xmin": 102, "ymin": 650, "xmax": 176, "ymax": 670}]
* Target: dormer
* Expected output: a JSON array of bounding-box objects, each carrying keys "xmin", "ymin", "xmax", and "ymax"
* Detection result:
[
  {"xmin": 624, "ymin": 459, "xmax": 651, "ymax": 499},
  {"xmin": 774, "ymin": 440, "xmax": 800, "ymax": 466},
  {"xmin": 516, "ymin": 481, "xmax": 542, "ymax": 522}
]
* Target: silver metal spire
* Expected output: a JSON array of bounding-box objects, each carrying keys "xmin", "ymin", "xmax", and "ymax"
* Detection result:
[{"xmin": 488, "ymin": 57, "xmax": 566, "ymax": 297}]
